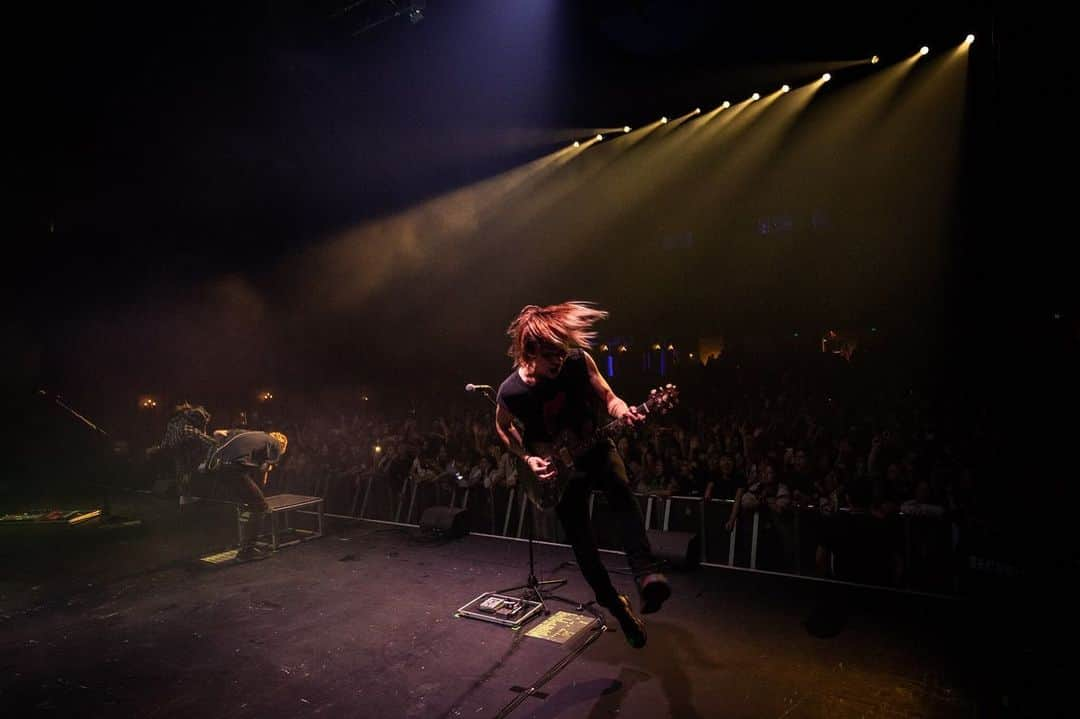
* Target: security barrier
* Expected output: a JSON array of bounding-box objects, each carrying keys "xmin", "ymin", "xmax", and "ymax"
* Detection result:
[{"xmin": 302, "ymin": 470, "xmax": 960, "ymax": 594}]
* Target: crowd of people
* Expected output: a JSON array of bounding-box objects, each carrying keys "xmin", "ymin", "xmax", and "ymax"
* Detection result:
[{"xmin": 147, "ymin": 341, "xmax": 985, "ymax": 590}]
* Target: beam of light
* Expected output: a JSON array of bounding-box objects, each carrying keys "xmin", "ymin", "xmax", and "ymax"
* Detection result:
[
  {"xmin": 504, "ymin": 101, "xmax": 731, "ymax": 269},
  {"xmin": 802, "ymin": 53, "xmax": 923, "ymax": 152},
  {"xmin": 611, "ymin": 118, "xmax": 665, "ymax": 148},
  {"xmin": 670, "ymin": 97, "xmax": 738, "ymax": 143},
  {"xmin": 485, "ymin": 77, "xmax": 789, "ymax": 294},
  {"xmin": 948, "ymin": 35, "xmax": 978, "ymax": 60},
  {"xmin": 919, "ymin": 46, "xmax": 929, "ymax": 56},
  {"xmin": 287, "ymin": 141, "xmax": 584, "ymax": 310},
  {"xmin": 484, "ymin": 127, "xmax": 619, "ymax": 148},
  {"xmin": 729, "ymin": 47, "xmax": 965, "ymax": 320},
  {"xmin": 653, "ymin": 79, "xmax": 821, "ymax": 241},
  {"xmin": 852, "ymin": 38, "xmax": 969, "ymax": 288},
  {"xmin": 692, "ymin": 99, "xmax": 731, "ymax": 127},
  {"xmin": 642, "ymin": 108, "xmax": 708, "ymax": 145},
  {"xmin": 580, "ymin": 126, "xmax": 640, "ymax": 150},
  {"xmin": 574, "ymin": 135, "xmax": 602, "ymax": 152},
  {"xmin": 659, "ymin": 81, "xmax": 798, "ymax": 212},
  {"xmin": 698, "ymin": 96, "xmax": 753, "ymax": 138},
  {"xmin": 745, "ymin": 87, "xmax": 788, "ymax": 112},
  {"xmin": 446, "ymin": 47, "xmax": 965, "ymax": 353},
  {"xmin": 477, "ymin": 126, "xmax": 646, "ymax": 249},
  {"xmin": 667, "ymin": 108, "xmax": 703, "ymax": 127},
  {"xmin": 291, "ymin": 36, "xmax": 966, "ymax": 332}
]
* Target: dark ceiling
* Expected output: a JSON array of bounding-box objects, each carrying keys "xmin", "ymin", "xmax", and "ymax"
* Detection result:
[{"xmin": 8, "ymin": 0, "xmax": 1068, "ymax": 404}]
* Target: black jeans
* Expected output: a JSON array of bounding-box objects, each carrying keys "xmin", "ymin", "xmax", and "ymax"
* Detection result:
[{"xmin": 556, "ymin": 445, "xmax": 658, "ymax": 606}]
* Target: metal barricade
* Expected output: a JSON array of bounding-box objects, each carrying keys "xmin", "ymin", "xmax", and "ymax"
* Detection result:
[{"xmin": 336, "ymin": 467, "xmax": 960, "ymax": 594}]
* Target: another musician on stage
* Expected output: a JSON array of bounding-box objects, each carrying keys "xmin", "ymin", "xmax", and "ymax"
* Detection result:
[
  {"xmin": 495, "ymin": 302, "xmax": 670, "ymax": 648},
  {"xmin": 147, "ymin": 403, "xmax": 216, "ymax": 508},
  {"xmin": 202, "ymin": 429, "xmax": 289, "ymax": 561}
]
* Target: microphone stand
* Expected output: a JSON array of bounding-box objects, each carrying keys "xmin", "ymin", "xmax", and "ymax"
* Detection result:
[
  {"xmin": 35, "ymin": 390, "xmax": 141, "ymax": 527},
  {"xmin": 467, "ymin": 385, "xmax": 575, "ymax": 616}
]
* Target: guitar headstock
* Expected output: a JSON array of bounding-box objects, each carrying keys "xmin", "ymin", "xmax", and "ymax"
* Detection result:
[{"xmin": 647, "ymin": 384, "xmax": 679, "ymax": 414}]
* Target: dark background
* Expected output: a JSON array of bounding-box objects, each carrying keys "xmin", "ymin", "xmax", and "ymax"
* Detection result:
[{"xmin": 5, "ymin": 1, "xmax": 1073, "ymax": 462}]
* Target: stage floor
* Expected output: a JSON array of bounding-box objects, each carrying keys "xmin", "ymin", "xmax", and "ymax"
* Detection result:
[{"xmin": 0, "ymin": 493, "xmax": 1036, "ymax": 717}]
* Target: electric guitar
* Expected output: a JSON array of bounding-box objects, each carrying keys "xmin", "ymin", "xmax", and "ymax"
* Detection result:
[{"xmin": 519, "ymin": 384, "xmax": 679, "ymax": 511}]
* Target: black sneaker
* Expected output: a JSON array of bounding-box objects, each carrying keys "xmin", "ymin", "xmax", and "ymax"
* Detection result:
[
  {"xmin": 638, "ymin": 572, "xmax": 671, "ymax": 615},
  {"xmin": 601, "ymin": 594, "xmax": 647, "ymax": 649}
]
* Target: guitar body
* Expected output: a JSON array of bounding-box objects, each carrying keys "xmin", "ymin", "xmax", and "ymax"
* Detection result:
[
  {"xmin": 517, "ymin": 385, "xmax": 680, "ymax": 512},
  {"xmin": 519, "ymin": 433, "xmax": 587, "ymax": 512}
]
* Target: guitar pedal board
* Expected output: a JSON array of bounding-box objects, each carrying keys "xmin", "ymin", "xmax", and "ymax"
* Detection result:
[{"xmin": 457, "ymin": 592, "xmax": 543, "ymax": 628}]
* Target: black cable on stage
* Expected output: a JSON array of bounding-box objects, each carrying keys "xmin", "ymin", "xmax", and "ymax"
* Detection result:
[{"xmin": 490, "ymin": 622, "xmax": 607, "ymax": 719}]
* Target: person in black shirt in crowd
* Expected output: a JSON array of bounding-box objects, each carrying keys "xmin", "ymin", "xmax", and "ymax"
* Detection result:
[{"xmin": 495, "ymin": 302, "xmax": 670, "ymax": 649}]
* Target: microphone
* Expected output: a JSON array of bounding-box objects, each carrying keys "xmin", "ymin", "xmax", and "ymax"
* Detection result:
[{"xmin": 465, "ymin": 383, "xmax": 494, "ymax": 393}]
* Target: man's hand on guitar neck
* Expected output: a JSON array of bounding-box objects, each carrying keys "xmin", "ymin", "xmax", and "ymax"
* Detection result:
[
  {"xmin": 610, "ymin": 398, "xmax": 646, "ymax": 427},
  {"xmin": 525, "ymin": 455, "xmax": 557, "ymax": 481}
]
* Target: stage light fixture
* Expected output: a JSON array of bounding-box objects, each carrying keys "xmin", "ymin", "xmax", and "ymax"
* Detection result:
[
  {"xmin": 750, "ymin": 92, "xmax": 760, "ymax": 101},
  {"xmin": 871, "ymin": 55, "xmax": 880, "ymax": 64},
  {"xmin": 965, "ymin": 34, "xmax": 975, "ymax": 45},
  {"xmin": 623, "ymin": 126, "xmax": 630, "ymax": 132},
  {"xmin": 821, "ymin": 73, "xmax": 831, "ymax": 82},
  {"xmin": 661, "ymin": 116, "xmax": 668, "ymax": 123},
  {"xmin": 595, "ymin": 134, "xmax": 603, "ymax": 141},
  {"xmin": 721, "ymin": 101, "xmax": 730, "ymax": 108},
  {"xmin": 781, "ymin": 84, "xmax": 790, "ymax": 93},
  {"xmin": 694, "ymin": 107, "xmax": 701, "ymax": 114},
  {"xmin": 919, "ymin": 46, "xmax": 929, "ymax": 55}
]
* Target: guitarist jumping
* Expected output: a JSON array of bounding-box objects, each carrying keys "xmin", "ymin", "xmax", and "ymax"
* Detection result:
[{"xmin": 495, "ymin": 301, "xmax": 671, "ymax": 649}]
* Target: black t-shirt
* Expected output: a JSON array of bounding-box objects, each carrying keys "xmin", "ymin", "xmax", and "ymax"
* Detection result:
[
  {"xmin": 496, "ymin": 349, "xmax": 602, "ymax": 452},
  {"xmin": 710, "ymin": 472, "xmax": 742, "ymax": 501}
]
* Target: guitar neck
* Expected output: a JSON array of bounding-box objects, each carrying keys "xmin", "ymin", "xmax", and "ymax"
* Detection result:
[
  {"xmin": 598, "ymin": 400, "xmax": 650, "ymax": 436},
  {"xmin": 571, "ymin": 399, "xmax": 654, "ymax": 454}
]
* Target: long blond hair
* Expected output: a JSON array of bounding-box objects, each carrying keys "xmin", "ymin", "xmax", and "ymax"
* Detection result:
[{"xmin": 506, "ymin": 301, "xmax": 608, "ymax": 367}]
